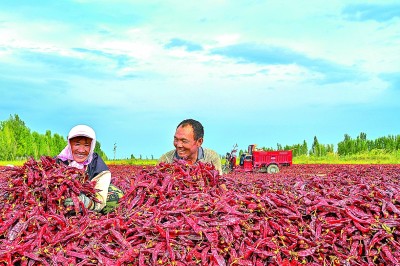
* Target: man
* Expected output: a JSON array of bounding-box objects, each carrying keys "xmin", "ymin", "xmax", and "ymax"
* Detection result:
[{"xmin": 158, "ymin": 119, "xmax": 223, "ymax": 175}]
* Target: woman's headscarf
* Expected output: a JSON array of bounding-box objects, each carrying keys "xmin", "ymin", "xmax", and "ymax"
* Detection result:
[{"xmin": 57, "ymin": 125, "xmax": 96, "ymax": 169}]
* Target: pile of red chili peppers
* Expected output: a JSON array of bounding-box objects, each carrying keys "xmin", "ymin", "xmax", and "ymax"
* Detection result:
[{"xmin": 1, "ymin": 157, "xmax": 400, "ymax": 265}]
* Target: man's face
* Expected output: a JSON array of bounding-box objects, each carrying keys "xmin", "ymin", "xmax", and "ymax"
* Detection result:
[
  {"xmin": 173, "ymin": 125, "xmax": 203, "ymax": 163},
  {"xmin": 70, "ymin": 137, "xmax": 92, "ymax": 163}
]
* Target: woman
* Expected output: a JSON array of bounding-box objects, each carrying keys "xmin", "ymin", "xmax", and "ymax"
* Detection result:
[{"xmin": 57, "ymin": 124, "xmax": 122, "ymax": 213}]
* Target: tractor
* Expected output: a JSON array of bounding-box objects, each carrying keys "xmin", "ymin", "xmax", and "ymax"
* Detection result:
[{"xmin": 223, "ymin": 144, "xmax": 292, "ymax": 174}]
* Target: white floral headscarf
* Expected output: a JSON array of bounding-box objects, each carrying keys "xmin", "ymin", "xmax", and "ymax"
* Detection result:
[{"xmin": 57, "ymin": 125, "xmax": 96, "ymax": 169}]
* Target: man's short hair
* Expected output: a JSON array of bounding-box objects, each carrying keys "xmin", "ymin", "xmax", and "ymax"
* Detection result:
[{"xmin": 177, "ymin": 119, "xmax": 204, "ymax": 140}]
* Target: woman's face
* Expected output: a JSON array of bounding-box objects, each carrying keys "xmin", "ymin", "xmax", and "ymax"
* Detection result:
[{"xmin": 70, "ymin": 137, "xmax": 92, "ymax": 163}]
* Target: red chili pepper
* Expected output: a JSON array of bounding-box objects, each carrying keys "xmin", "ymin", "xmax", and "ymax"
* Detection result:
[
  {"xmin": 23, "ymin": 251, "xmax": 50, "ymax": 266},
  {"xmin": 210, "ymin": 216, "xmax": 241, "ymax": 227},
  {"xmin": 381, "ymin": 244, "xmax": 399, "ymax": 264},
  {"xmin": 0, "ymin": 212, "xmax": 23, "ymax": 236},
  {"xmin": 155, "ymin": 223, "xmax": 167, "ymax": 238},
  {"xmin": 325, "ymin": 217, "xmax": 351, "ymax": 225},
  {"xmin": 100, "ymin": 243, "xmax": 119, "ymax": 257},
  {"xmin": 268, "ymin": 219, "xmax": 283, "ymax": 235},
  {"xmin": 219, "ymin": 226, "xmax": 233, "ymax": 244},
  {"xmin": 183, "ymin": 246, "xmax": 195, "ymax": 262},
  {"xmin": 386, "ymin": 201, "xmax": 400, "ymax": 215},
  {"xmin": 344, "ymin": 208, "xmax": 374, "ymax": 225},
  {"xmin": 211, "ymin": 247, "xmax": 226, "ymax": 266},
  {"xmin": 297, "ymin": 246, "xmax": 317, "ymax": 257},
  {"xmin": 353, "ymin": 220, "xmax": 371, "ymax": 233},
  {"xmin": 110, "ymin": 228, "xmax": 131, "ymax": 249},
  {"xmin": 26, "ymin": 169, "xmax": 35, "ymax": 187},
  {"xmin": 91, "ymin": 249, "xmax": 116, "ymax": 265},
  {"xmin": 165, "ymin": 229, "xmax": 176, "ymax": 261},
  {"xmin": 115, "ymin": 246, "xmax": 140, "ymax": 265},
  {"xmin": 201, "ymin": 246, "xmax": 210, "ymax": 263},
  {"xmin": 183, "ymin": 214, "xmax": 202, "ymax": 235},
  {"xmin": 151, "ymin": 241, "xmax": 166, "ymax": 265},
  {"xmin": 368, "ymin": 230, "xmax": 392, "ymax": 250},
  {"xmin": 232, "ymin": 224, "xmax": 242, "ymax": 238},
  {"xmin": 65, "ymin": 250, "xmax": 87, "ymax": 260},
  {"xmin": 6, "ymin": 219, "xmax": 28, "ymax": 241},
  {"xmin": 137, "ymin": 251, "xmax": 147, "ymax": 266}
]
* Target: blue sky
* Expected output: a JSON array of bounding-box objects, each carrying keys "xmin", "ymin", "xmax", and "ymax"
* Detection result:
[{"xmin": 1, "ymin": 1, "xmax": 399, "ymax": 159}]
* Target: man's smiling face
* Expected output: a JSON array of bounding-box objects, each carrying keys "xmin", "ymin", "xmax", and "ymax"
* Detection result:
[{"xmin": 173, "ymin": 124, "xmax": 203, "ymax": 164}]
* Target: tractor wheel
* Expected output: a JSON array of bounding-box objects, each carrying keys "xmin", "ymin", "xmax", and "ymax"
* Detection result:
[
  {"xmin": 267, "ymin": 164, "xmax": 279, "ymax": 174},
  {"xmin": 259, "ymin": 167, "xmax": 267, "ymax": 173}
]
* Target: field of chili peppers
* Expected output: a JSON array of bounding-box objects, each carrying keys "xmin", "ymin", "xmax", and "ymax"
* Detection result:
[{"xmin": 1, "ymin": 158, "xmax": 400, "ymax": 266}]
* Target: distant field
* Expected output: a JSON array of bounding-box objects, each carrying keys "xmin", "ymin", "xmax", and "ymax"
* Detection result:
[
  {"xmin": 0, "ymin": 159, "xmax": 159, "ymax": 167},
  {"xmin": 106, "ymin": 159, "xmax": 158, "ymax": 166},
  {"xmin": 293, "ymin": 151, "xmax": 400, "ymax": 164},
  {"xmin": 0, "ymin": 160, "xmax": 24, "ymax": 167}
]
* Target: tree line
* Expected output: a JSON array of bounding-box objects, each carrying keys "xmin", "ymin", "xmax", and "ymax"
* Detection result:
[
  {"xmin": 280, "ymin": 136, "xmax": 334, "ymax": 157},
  {"xmin": 238, "ymin": 133, "xmax": 400, "ymax": 157},
  {"xmin": 2, "ymin": 115, "xmax": 399, "ymax": 161},
  {"xmin": 0, "ymin": 115, "xmax": 108, "ymax": 161},
  {"xmin": 336, "ymin": 132, "xmax": 400, "ymax": 155}
]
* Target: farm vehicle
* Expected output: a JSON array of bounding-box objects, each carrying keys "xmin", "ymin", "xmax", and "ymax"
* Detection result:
[{"xmin": 223, "ymin": 144, "xmax": 292, "ymax": 174}]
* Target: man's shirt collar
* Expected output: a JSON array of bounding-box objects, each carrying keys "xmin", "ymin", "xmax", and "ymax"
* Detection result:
[{"xmin": 174, "ymin": 147, "xmax": 204, "ymax": 161}]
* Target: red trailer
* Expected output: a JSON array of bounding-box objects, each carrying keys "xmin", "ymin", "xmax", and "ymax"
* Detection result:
[{"xmin": 224, "ymin": 144, "xmax": 292, "ymax": 174}]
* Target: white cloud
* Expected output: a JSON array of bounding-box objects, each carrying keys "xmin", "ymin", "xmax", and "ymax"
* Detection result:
[
  {"xmin": 214, "ymin": 34, "xmax": 241, "ymax": 47},
  {"xmin": 1, "ymin": 1, "xmax": 399, "ymax": 158}
]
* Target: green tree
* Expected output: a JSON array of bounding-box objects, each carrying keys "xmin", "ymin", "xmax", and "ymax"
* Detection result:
[
  {"xmin": 310, "ymin": 136, "xmax": 319, "ymax": 156},
  {"xmin": 1, "ymin": 123, "xmax": 17, "ymax": 160},
  {"xmin": 0, "ymin": 115, "xmax": 30, "ymax": 159},
  {"xmin": 301, "ymin": 140, "xmax": 308, "ymax": 155},
  {"xmin": 94, "ymin": 141, "xmax": 108, "ymax": 160},
  {"xmin": 52, "ymin": 133, "xmax": 67, "ymax": 156},
  {"xmin": 31, "ymin": 132, "xmax": 41, "ymax": 159}
]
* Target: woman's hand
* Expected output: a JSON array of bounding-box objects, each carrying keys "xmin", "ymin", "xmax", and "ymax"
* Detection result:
[{"xmin": 64, "ymin": 193, "xmax": 93, "ymax": 209}]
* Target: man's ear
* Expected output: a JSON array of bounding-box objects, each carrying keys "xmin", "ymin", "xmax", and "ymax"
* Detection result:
[{"xmin": 196, "ymin": 137, "xmax": 204, "ymax": 147}]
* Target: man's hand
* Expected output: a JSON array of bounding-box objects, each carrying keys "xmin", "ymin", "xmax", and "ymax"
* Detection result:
[{"xmin": 64, "ymin": 193, "xmax": 93, "ymax": 209}]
